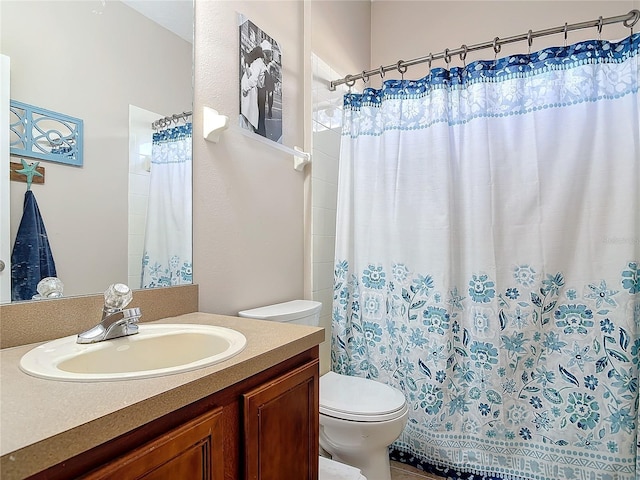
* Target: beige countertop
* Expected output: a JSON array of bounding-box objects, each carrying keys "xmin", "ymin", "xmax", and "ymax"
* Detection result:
[{"xmin": 0, "ymin": 312, "xmax": 325, "ymax": 479}]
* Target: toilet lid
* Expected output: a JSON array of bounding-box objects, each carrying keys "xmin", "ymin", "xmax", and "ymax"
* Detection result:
[
  {"xmin": 238, "ymin": 300, "xmax": 322, "ymax": 322},
  {"xmin": 320, "ymin": 372, "xmax": 407, "ymax": 422}
]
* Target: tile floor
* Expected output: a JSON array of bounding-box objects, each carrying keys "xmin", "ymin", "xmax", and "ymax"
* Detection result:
[{"xmin": 390, "ymin": 461, "xmax": 442, "ymax": 480}]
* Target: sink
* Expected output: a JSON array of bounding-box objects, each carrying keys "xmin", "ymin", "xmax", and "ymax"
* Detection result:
[{"xmin": 19, "ymin": 324, "xmax": 247, "ymax": 382}]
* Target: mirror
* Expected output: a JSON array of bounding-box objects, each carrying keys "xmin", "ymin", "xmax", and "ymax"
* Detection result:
[{"xmin": 1, "ymin": 0, "xmax": 194, "ymax": 302}]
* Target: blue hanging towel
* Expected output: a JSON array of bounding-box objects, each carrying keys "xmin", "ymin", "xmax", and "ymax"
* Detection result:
[{"xmin": 11, "ymin": 190, "xmax": 57, "ymax": 301}]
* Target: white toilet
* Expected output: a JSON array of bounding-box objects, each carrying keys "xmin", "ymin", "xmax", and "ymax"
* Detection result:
[
  {"xmin": 319, "ymin": 371, "xmax": 408, "ymax": 480},
  {"xmin": 239, "ymin": 300, "xmax": 408, "ymax": 480}
]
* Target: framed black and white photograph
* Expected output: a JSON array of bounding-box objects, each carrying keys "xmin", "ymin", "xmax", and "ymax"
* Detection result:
[{"xmin": 238, "ymin": 14, "xmax": 282, "ymax": 144}]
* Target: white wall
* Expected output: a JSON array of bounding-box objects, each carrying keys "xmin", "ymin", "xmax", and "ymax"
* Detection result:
[
  {"xmin": 1, "ymin": 1, "xmax": 192, "ymax": 297},
  {"xmin": 311, "ymin": 56, "xmax": 349, "ymax": 374},
  {"xmin": 308, "ymin": 1, "xmax": 371, "ymax": 373},
  {"xmin": 127, "ymin": 106, "xmax": 158, "ymax": 289},
  {"xmin": 0, "ymin": 56, "xmax": 10, "ymax": 303}
]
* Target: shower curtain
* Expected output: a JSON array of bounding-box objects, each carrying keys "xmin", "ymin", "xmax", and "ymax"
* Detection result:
[
  {"xmin": 332, "ymin": 33, "xmax": 639, "ymax": 480},
  {"xmin": 141, "ymin": 123, "xmax": 192, "ymax": 288}
]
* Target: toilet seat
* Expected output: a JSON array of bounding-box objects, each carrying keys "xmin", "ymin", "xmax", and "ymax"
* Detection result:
[{"xmin": 320, "ymin": 372, "xmax": 407, "ymax": 422}]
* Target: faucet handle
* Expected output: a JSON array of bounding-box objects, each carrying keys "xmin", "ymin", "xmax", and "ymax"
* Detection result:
[
  {"xmin": 35, "ymin": 277, "xmax": 64, "ymax": 299},
  {"xmin": 122, "ymin": 307, "xmax": 142, "ymax": 323},
  {"xmin": 104, "ymin": 283, "xmax": 133, "ymax": 310}
]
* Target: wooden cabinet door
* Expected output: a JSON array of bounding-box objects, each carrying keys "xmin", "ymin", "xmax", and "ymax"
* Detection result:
[
  {"xmin": 243, "ymin": 359, "xmax": 319, "ymax": 480},
  {"xmin": 82, "ymin": 408, "xmax": 225, "ymax": 480}
]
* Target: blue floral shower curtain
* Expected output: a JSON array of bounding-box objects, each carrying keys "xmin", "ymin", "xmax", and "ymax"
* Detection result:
[
  {"xmin": 332, "ymin": 34, "xmax": 639, "ymax": 480},
  {"xmin": 141, "ymin": 123, "xmax": 192, "ymax": 288}
]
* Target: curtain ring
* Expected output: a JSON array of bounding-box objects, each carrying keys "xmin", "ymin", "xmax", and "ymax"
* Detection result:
[
  {"xmin": 493, "ymin": 37, "xmax": 501, "ymax": 54},
  {"xmin": 623, "ymin": 9, "xmax": 639, "ymax": 28},
  {"xmin": 361, "ymin": 70, "xmax": 370, "ymax": 84},
  {"xmin": 444, "ymin": 48, "xmax": 451, "ymax": 66},
  {"xmin": 623, "ymin": 9, "xmax": 639, "ymax": 34},
  {"xmin": 459, "ymin": 44, "xmax": 468, "ymax": 66},
  {"xmin": 527, "ymin": 30, "xmax": 533, "ymax": 55},
  {"xmin": 345, "ymin": 74, "xmax": 356, "ymax": 87},
  {"xmin": 379, "ymin": 65, "xmax": 385, "ymax": 79},
  {"xmin": 597, "ymin": 16, "xmax": 603, "ymax": 39},
  {"xmin": 563, "ymin": 23, "xmax": 568, "ymax": 47},
  {"xmin": 396, "ymin": 59, "xmax": 408, "ymax": 80},
  {"xmin": 428, "ymin": 53, "xmax": 433, "ymax": 72}
]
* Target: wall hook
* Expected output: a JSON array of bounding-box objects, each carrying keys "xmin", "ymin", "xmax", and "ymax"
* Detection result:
[{"xmin": 14, "ymin": 158, "xmax": 43, "ymax": 190}]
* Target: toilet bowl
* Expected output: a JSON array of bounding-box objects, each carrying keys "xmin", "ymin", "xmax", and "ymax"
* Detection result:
[
  {"xmin": 239, "ymin": 300, "xmax": 407, "ymax": 480},
  {"xmin": 319, "ymin": 371, "xmax": 408, "ymax": 480}
]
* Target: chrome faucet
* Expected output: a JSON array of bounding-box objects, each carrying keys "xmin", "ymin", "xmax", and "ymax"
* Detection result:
[{"xmin": 77, "ymin": 284, "xmax": 142, "ymax": 344}]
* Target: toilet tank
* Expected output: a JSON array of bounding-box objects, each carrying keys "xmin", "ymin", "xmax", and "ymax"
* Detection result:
[{"xmin": 238, "ymin": 300, "xmax": 322, "ymax": 326}]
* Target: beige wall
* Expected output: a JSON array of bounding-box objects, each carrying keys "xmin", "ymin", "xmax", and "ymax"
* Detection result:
[
  {"xmin": 193, "ymin": 1, "xmax": 305, "ymax": 315},
  {"xmin": 311, "ymin": 0, "xmax": 372, "ymax": 80},
  {"xmin": 370, "ymin": 1, "xmax": 639, "ymax": 87},
  {"xmin": 192, "ymin": 0, "xmax": 371, "ymax": 319},
  {"xmin": 1, "ymin": 1, "xmax": 192, "ymax": 297}
]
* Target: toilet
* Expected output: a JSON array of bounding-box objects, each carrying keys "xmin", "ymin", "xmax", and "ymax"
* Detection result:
[
  {"xmin": 239, "ymin": 300, "xmax": 409, "ymax": 480},
  {"xmin": 319, "ymin": 372, "xmax": 408, "ymax": 480}
]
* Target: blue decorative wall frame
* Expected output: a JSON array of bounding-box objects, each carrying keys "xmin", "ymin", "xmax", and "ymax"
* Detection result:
[{"xmin": 10, "ymin": 100, "xmax": 83, "ymax": 167}]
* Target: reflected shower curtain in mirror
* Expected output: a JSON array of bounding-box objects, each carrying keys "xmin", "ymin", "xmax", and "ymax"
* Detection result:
[
  {"xmin": 332, "ymin": 34, "xmax": 639, "ymax": 480},
  {"xmin": 142, "ymin": 123, "xmax": 192, "ymax": 288}
]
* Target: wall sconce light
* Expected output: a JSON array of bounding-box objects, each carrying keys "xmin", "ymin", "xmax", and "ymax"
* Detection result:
[{"xmin": 203, "ymin": 106, "xmax": 229, "ymax": 143}]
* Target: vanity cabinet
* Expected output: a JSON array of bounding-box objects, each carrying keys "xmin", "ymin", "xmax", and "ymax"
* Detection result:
[
  {"xmin": 28, "ymin": 348, "xmax": 319, "ymax": 480},
  {"xmin": 82, "ymin": 408, "xmax": 225, "ymax": 480},
  {"xmin": 244, "ymin": 360, "xmax": 319, "ymax": 479}
]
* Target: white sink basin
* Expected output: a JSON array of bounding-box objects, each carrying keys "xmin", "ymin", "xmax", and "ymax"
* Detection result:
[{"xmin": 19, "ymin": 324, "xmax": 247, "ymax": 382}]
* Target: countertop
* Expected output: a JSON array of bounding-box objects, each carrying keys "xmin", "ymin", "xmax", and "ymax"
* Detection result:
[{"xmin": 0, "ymin": 312, "xmax": 325, "ymax": 479}]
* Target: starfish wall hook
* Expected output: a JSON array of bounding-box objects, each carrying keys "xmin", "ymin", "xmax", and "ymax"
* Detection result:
[{"xmin": 15, "ymin": 158, "xmax": 44, "ymax": 190}]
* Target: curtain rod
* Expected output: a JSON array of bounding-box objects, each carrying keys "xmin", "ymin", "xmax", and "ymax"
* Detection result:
[
  {"xmin": 329, "ymin": 9, "xmax": 640, "ymax": 91},
  {"xmin": 151, "ymin": 111, "xmax": 193, "ymax": 130}
]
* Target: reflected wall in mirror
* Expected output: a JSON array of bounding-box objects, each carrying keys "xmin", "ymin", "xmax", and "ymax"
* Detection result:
[{"xmin": 1, "ymin": 0, "xmax": 193, "ymax": 303}]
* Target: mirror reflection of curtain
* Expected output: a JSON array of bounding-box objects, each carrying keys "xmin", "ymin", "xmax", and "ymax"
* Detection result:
[{"xmin": 141, "ymin": 123, "xmax": 192, "ymax": 288}]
